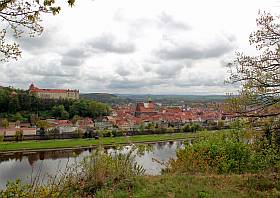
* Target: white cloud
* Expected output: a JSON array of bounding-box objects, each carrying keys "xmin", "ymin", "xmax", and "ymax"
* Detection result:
[{"xmin": 1, "ymin": 0, "xmax": 278, "ymax": 94}]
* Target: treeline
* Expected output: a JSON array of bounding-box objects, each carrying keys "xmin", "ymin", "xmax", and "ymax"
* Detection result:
[{"xmin": 0, "ymin": 87, "xmax": 110, "ymax": 121}]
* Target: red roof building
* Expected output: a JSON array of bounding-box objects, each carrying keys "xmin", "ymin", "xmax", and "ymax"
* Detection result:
[
  {"xmin": 135, "ymin": 100, "xmax": 157, "ymax": 117},
  {"xmin": 29, "ymin": 83, "xmax": 79, "ymax": 100}
]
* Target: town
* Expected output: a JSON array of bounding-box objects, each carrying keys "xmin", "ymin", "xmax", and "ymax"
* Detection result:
[{"xmin": 0, "ymin": 84, "xmax": 230, "ymax": 140}]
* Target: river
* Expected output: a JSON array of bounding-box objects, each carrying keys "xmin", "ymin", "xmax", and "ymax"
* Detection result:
[{"xmin": 0, "ymin": 140, "xmax": 184, "ymax": 189}]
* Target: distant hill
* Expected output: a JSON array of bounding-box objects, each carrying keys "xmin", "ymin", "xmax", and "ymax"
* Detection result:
[
  {"xmin": 80, "ymin": 93, "xmax": 134, "ymax": 105},
  {"xmin": 80, "ymin": 93, "xmax": 228, "ymax": 105},
  {"xmin": 116, "ymin": 94, "xmax": 228, "ymax": 102}
]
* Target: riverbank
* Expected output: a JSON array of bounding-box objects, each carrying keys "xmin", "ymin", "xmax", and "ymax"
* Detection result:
[{"xmin": 0, "ymin": 132, "xmax": 195, "ymax": 152}]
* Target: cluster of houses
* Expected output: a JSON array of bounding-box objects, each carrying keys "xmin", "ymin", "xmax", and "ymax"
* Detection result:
[
  {"xmin": 0, "ymin": 100, "xmax": 229, "ymax": 137},
  {"xmin": 0, "ymin": 117, "xmax": 94, "ymax": 137},
  {"xmin": 106, "ymin": 100, "xmax": 227, "ymax": 131}
]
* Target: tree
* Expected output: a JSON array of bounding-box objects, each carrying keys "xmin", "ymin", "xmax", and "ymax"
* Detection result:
[
  {"xmin": 0, "ymin": 134, "xmax": 4, "ymax": 142},
  {"xmin": 14, "ymin": 129, "xmax": 23, "ymax": 141},
  {"xmin": 227, "ymin": 11, "xmax": 280, "ymax": 119},
  {"xmin": 14, "ymin": 112, "xmax": 23, "ymax": 122},
  {"xmin": 0, "ymin": 118, "xmax": 9, "ymax": 128},
  {"xmin": 71, "ymin": 115, "xmax": 80, "ymax": 126},
  {"xmin": 36, "ymin": 120, "xmax": 50, "ymax": 131},
  {"xmin": 52, "ymin": 104, "xmax": 69, "ymax": 119},
  {"xmin": 0, "ymin": 0, "xmax": 75, "ymax": 62},
  {"xmin": 61, "ymin": 110, "xmax": 69, "ymax": 120},
  {"xmin": 29, "ymin": 113, "xmax": 39, "ymax": 126}
]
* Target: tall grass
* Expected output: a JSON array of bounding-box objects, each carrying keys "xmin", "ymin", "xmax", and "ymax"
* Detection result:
[{"xmin": 0, "ymin": 146, "xmax": 145, "ymax": 197}]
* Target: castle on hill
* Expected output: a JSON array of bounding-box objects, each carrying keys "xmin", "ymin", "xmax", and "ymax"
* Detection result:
[{"xmin": 29, "ymin": 83, "xmax": 79, "ymax": 100}]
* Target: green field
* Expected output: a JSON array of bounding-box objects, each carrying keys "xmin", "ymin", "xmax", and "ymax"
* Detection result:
[{"xmin": 0, "ymin": 133, "xmax": 194, "ymax": 152}]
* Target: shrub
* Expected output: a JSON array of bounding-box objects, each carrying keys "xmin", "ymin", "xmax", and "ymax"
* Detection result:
[
  {"xmin": 14, "ymin": 129, "xmax": 23, "ymax": 141},
  {"xmin": 0, "ymin": 179, "xmax": 31, "ymax": 197},
  {"xmin": 166, "ymin": 127, "xmax": 174, "ymax": 133},
  {"xmin": 165, "ymin": 130, "xmax": 280, "ymax": 174},
  {"xmin": 0, "ymin": 134, "xmax": 4, "ymax": 142}
]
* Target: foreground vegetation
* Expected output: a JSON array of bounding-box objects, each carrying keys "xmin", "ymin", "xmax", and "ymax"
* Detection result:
[
  {"xmin": 1, "ymin": 128, "xmax": 280, "ymax": 197},
  {"xmin": 0, "ymin": 132, "xmax": 192, "ymax": 151},
  {"xmin": 3, "ymin": 173, "xmax": 279, "ymax": 198}
]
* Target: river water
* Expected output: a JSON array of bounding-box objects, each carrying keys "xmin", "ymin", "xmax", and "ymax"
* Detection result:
[{"xmin": 0, "ymin": 141, "xmax": 184, "ymax": 189}]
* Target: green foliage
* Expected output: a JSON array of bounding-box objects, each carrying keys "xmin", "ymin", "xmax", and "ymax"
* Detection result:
[
  {"xmin": 0, "ymin": 148, "xmax": 145, "ymax": 197},
  {"xmin": 79, "ymin": 149, "xmax": 145, "ymax": 195},
  {"xmin": 244, "ymin": 175, "xmax": 280, "ymax": 192},
  {"xmin": 36, "ymin": 120, "xmax": 50, "ymax": 131},
  {"xmin": 217, "ymin": 120, "xmax": 225, "ymax": 129},
  {"xmin": 0, "ymin": 179, "xmax": 31, "ymax": 197},
  {"xmin": 227, "ymin": 12, "xmax": 280, "ymax": 118},
  {"xmin": 69, "ymin": 99, "xmax": 110, "ymax": 118},
  {"xmin": 52, "ymin": 105, "xmax": 66, "ymax": 118},
  {"xmin": 0, "ymin": 118, "xmax": 9, "ymax": 128},
  {"xmin": 0, "ymin": 135, "xmax": 4, "ymax": 142},
  {"xmin": 29, "ymin": 114, "xmax": 39, "ymax": 126},
  {"xmin": 14, "ymin": 112, "xmax": 23, "ymax": 122},
  {"xmin": 181, "ymin": 123, "xmax": 203, "ymax": 132},
  {"xmin": 71, "ymin": 115, "xmax": 80, "ymax": 125},
  {"xmin": 198, "ymin": 190, "xmax": 210, "ymax": 198},
  {"xmin": 0, "ymin": 87, "xmax": 109, "ymax": 121},
  {"xmin": 166, "ymin": 130, "xmax": 280, "ymax": 174},
  {"xmin": 47, "ymin": 128, "xmax": 60, "ymax": 136},
  {"xmin": 76, "ymin": 128, "xmax": 83, "ymax": 138},
  {"xmin": 14, "ymin": 130, "xmax": 23, "ymax": 142},
  {"xmin": 145, "ymin": 122, "xmax": 156, "ymax": 130},
  {"xmin": 138, "ymin": 124, "xmax": 145, "ymax": 132},
  {"xmin": 166, "ymin": 127, "xmax": 174, "ymax": 133}
]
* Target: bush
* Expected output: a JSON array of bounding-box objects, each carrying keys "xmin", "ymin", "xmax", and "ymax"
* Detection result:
[
  {"xmin": 0, "ymin": 134, "xmax": 4, "ymax": 142},
  {"xmin": 14, "ymin": 129, "xmax": 23, "ymax": 141},
  {"xmin": 80, "ymin": 149, "xmax": 145, "ymax": 195},
  {"xmin": 0, "ymin": 179, "xmax": 31, "ymax": 197},
  {"xmin": 166, "ymin": 127, "xmax": 174, "ymax": 133},
  {"xmin": 181, "ymin": 123, "xmax": 203, "ymax": 133},
  {"xmin": 165, "ymin": 130, "xmax": 280, "ymax": 174}
]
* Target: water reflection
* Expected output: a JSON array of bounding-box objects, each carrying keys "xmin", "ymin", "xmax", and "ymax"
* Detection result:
[{"xmin": 0, "ymin": 141, "xmax": 184, "ymax": 189}]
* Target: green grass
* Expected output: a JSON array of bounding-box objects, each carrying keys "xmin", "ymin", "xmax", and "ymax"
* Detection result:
[
  {"xmin": 97, "ymin": 174, "xmax": 280, "ymax": 198},
  {"xmin": 0, "ymin": 132, "xmax": 195, "ymax": 151}
]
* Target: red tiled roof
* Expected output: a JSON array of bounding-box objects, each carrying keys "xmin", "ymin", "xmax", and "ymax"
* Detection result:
[{"xmin": 29, "ymin": 84, "xmax": 78, "ymax": 93}]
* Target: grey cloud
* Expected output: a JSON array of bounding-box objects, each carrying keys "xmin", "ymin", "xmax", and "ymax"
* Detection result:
[
  {"xmin": 3, "ymin": 56, "xmax": 80, "ymax": 91},
  {"xmin": 89, "ymin": 34, "xmax": 135, "ymax": 54},
  {"xmin": 175, "ymin": 76, "xmax": 226, "ymax": 87},
  {"xmin": 115, "ymin": 66, "xmax": 131, "ymax": 76},
  {"xmin": 25, "ymin": 61, "xmax": 78, "ymax": 77},
  {"xmin": 108, "ymin": 78, "xmax": 164, "ymax": 89},
  {"xmin": 154, "ymin": 64, "xmax": 185, "ymax": 78},
  {"xmin": 16, "ymin": 27, "xmax": 57, "ymax": 53},
  {"xmin": 39, "ymin": 76, "xmax": 75, "ymax": 88},
  {"xmin": 108, "ymin": 80, "xmax": 144, "ymax": 89},
  {"xmin": 158, "ymin": 12, "xmax": 191, "ymax": 30},
  {"xmin": 157, "ymin": 39, "xmax": 235, "ymax": 60},
  {"xmin": 63, "ymin": 48, "xmax": 90, "ymax": 58},
  {"xmin": 61, "ymin": 48, "xmax": 90, "ymax": 66},
  {"xmin": 61, "ymin": 57, "xmax": 84, "ymax": 66}
]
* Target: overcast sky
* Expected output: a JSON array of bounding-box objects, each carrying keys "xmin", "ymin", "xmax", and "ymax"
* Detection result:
[{"xmin": 0, "ymin": 0, "xmax": 279, "ymax": 94}]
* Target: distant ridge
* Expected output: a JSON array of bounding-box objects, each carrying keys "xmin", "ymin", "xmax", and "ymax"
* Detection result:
[
  {"xmin": 80, "ymin": 93, "xmax": 228, "ymax": 105},
  {"xmin": 80, "ymin": 93, "xmax": 133, "ymax": 104}
]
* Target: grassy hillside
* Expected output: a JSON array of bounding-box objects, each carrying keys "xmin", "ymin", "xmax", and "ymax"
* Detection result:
[{"xmin": 80, "ymin": 93, "xmax": 133, "ymax": 105}]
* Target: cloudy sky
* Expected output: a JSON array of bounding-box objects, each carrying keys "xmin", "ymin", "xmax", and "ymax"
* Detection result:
[{"xmin": 0, "ymin": 0, "xmax": 279, "ymax": 94}]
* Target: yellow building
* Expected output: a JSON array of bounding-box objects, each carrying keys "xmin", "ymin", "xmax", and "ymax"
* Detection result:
[{"xmin": 29, "ymin": 84, "xmax": 79, "ymax": 100}]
